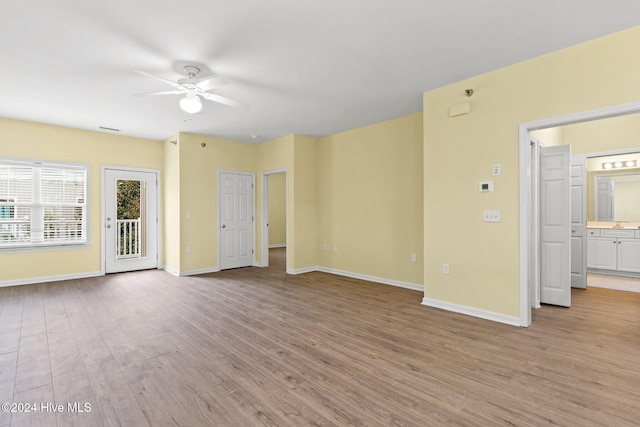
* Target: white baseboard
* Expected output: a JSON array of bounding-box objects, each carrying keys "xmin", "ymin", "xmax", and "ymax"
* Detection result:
[
  {"xmin": 163, "ymin": 266, "xmax": 179, "ymax": 276},
  {"xmin": 268, "ymin": 244, "xmax": 287, "ymax": 248},
  {"xmin": 318, "ymin": 267, "xmax": 424, "ymax": 292},
  {"xmin": 0, "ymin": 271, "xmax": 103, "ymax": 288},
  {"xmin": 287, "ymin": 266, "xmax": 319, "ymax": 275},
  {"xmin": 163, "ymin": 266, "xmax": 220, "ymax": 277},
  {"xmin": 286, "ymin": 265, "xmax": 423, "ymax": 292},
  {"xmin": 421, "ymin": 297, "xmax": 522, "ymax": 327}
]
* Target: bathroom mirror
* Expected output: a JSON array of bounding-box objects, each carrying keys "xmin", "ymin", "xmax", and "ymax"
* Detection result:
[{"xmin": 593, "ymin": 173, "xmax": 640, "ymax": 222}]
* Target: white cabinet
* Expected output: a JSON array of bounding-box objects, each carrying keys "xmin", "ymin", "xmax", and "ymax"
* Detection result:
[
  {"xmin": 587, "ymin": 238, "xmax": 617, "ymax": 269},
  {"xmin": 587, "ymin": 228, "xmax": 640, "ymax": 273},
  {"xmin": 617, "ymin": 239, "xmax": 640, "ymax": 272}
]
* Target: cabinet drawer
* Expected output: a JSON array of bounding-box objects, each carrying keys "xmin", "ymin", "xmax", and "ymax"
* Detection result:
[
  {"xmin": 601, "ymin": 229, "xmax": 635, "ymax": 238},
  {"xmin": 587, "ymin": 229, "xmax": 600, "ymax": 237}
]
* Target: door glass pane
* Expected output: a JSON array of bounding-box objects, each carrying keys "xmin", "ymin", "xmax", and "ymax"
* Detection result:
[{"xmin": 116, "ymin": 179, "xmax": 146, "ymax": 259}]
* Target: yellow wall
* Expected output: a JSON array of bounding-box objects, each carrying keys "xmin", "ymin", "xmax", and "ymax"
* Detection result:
[
  {"xmin": 562, "ymin": 113, "xmax": 640, "ymax": 154},
  {"xmin": 291, "ymin": 135, "xmax": 318, "ymax": 270},
  {"xmin": 530, "ymin": 126, "xmax": 564, "ymax": 146},
  {"xmin": 423, "ymin": 25, "xmax": 640, "ymax": 317},
  {"xmin": 177, "ymin": 133, "xmax": 256, "ymax": 273},
  {"xmin": 317, "ymin": 112, "xmax": 423, "ymax": 285},
  {"xmin": 162, "ymin": 135, "xmax": 181, "ymax": 273},
  {"xmin": 267, "ymin": 173, "xmax": 286, "ymax": 246},
  {"xmin": 0, "ymin": 117, "xmax": 163, "ymax": 282}
]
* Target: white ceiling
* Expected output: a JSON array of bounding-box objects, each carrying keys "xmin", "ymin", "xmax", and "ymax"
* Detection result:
[{"xmin": 1, "ymin": 1, "xmax": 639, "ymax": 143}]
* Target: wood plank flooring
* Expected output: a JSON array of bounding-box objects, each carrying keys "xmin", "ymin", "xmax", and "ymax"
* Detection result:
[{"xmin": 1, "ymin": 248, "xmax": 639, "ymax": 426}]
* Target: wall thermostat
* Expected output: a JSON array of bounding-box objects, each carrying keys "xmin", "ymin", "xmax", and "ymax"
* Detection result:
[{"xmin": 479, "ymin": 181, "xmax": 494, "ymax": 192}]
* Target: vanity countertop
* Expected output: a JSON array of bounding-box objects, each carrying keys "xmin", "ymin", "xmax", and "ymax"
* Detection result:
[{"xmin": 587, "ymin": 221, "xmax": 640, "ymax": 229}]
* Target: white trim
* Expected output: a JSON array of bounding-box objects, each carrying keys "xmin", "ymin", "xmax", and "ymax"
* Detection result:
[
  {"xmin": 292, "ymin": 266, "xmax": 424, "ymax": 292},
  {"xmin": 180, "ymin": 267, "xmax": 220, "ymax": 277},
  {"xmin": 0, "ymin": 156, "xmax": 91, "ymax": 253},
  {"xmin": 269, "ymin": 244, "xmax": 286, "ymax": 248},
  {"xmin": 260, "ymin": 169, "xmax": 288, "ymax": 269},
  {"xmin": 583, "ymin": 147, "xmax": 640, "ymax": 159},
  {"xmin": 287, "ymin": 266, "xmax": 319, "ymax": 275},
  {"xmin": 163, "ymin": 266, "xmax": 180, "ymax": 276},
  {"xmin": 519, "ymin": 100, "xmax": 640, "ymax": 327},
  {"xmin": 0, "ymin": 271, "xmax": 102, "ymax": 288},
  {"xmin": 319, "ymin": 267, "xmax": 423, "ymax": 292},
  {"xmin": 101, "ymin": 165, "xmax": 161, "ymax": 275},
  {"xmin": 422, "ymin": 297, "xmax": 521, "ymax": 327},
  {"xmin": 530, "ymin": 138, "xmax": 541, "ymax": 309},
  {"xmin": 588, "ymin": 268, "xmax": 640, "ymax": 279}
]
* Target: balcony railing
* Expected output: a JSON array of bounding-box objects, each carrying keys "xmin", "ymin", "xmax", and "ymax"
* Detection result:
[
  {"xmin": 0, "ymin": 219, "xmax": 30, "ymax": 243},
  {"xmin": 117, "ymin": 218, "xmax": 141, "ymax": 259}
]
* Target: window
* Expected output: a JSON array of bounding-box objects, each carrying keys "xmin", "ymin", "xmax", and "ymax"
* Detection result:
[{"xmin": 0, "ymin": 158, "xmax": 88, "ymax": 250}]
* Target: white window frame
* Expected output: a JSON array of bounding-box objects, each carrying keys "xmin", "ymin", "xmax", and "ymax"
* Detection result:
[{"xmin": 0, "ymin": 156, "xmax": 91, "ymax": 253}]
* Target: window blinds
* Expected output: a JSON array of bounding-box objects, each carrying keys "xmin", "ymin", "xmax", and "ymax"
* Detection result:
[{"xmin": 0, "ymin": 159, "xmax": 87, "ymax": 247}]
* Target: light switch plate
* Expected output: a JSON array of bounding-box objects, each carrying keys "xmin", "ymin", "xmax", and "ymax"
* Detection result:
[{"xmin": 492, "ymin": 164, "xmax": 501, "ymax": 175}]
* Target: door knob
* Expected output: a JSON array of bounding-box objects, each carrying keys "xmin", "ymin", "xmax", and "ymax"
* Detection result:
[
  {"xmin": 106, "ymin": 224, "xmax": 111, "ymax": 228},
  {"xmin": 221, "ymin": 224, "xmax": 226, "ymax": 228},
  {"xmin": 572, "ymin": 228, "xmax": 576, "ymax": 233}
]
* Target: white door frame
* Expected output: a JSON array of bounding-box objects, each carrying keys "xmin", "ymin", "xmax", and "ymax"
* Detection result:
[
  {"xmin": 260, "ymin": 169, "xmax": 288, "ymax": 268},
  {"xmin": 570, "ymin": 154, "xmax": 588, "ymax": 289},
  {"xmin": 101, "ymin": 165, "xmax": 161, "ymax": 275},
  {"xmin": 530, "ymin": 138, "xmax": 542, "ymax": 309},
  {"xmin": 519, "ymin": 100, "xmax": 640, "ymax": 327},
  {"xmin": 217, "ymin": 170, "xmax": 256, "ymax": 270}
]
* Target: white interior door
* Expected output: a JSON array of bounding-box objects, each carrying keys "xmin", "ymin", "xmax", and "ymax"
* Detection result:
[
  {"xmin": 570, "ymin": 156, "xmax": 587, "ymax": 288},
  {"xmin": 104, "ymin": 168, "xmax": 158, "ymax": 273},
  {"xmin": 539, "ymin": 145, "xmax": 571, "ymax": 307},
  {"xmin": 219, "ymin": 172, "xmax": 254, "ymax": 270}
]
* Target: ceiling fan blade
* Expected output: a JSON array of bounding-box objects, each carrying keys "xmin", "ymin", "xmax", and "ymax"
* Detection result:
[
  {"xmin": 133, "ymin": 90, "xmax": 184, "ymax": 97},
  {"xmin": 134, "ymin": 70, "xmax": 182, "ymax": 89},
  {"xmin": 201, "ymin": 92, "xmax": 249, "ymax": 110},
  {"xmin": 196, "ymin": 75, "xmax": 228, "ymax": 92}
]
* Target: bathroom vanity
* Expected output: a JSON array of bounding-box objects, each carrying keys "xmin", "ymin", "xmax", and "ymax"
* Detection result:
[{"xmin": 587, "ymin": 222, "xmax": 640, "ymax": 275}]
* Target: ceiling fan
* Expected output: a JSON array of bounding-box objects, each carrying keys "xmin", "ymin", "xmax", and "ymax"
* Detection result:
[{"xmin": 134, "ymin": 66, "xmax": 248, "ymax": 114}]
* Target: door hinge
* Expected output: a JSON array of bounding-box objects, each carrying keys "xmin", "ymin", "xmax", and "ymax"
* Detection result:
[
  {"xmin": 252, "ymin": 216, "xmax": 254, "ymax": 221},
  {"xmin": 252, "ymin": 249, "xmax": 254, "ymax": 254}
]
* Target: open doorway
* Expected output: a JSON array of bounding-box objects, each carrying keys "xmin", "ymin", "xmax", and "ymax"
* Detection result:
[
  {"xmin": 519, "ymin": 100, "xmax": 640, "ymax": 326},
  {"xmin": 532, "ymin": 118, "xmax": 640, "ymax": 295},
  {"xmin": 261, "ymin": 169, "xmax": 288, "ymax": 271}
]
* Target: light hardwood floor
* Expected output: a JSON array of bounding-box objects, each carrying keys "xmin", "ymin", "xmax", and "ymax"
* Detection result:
[{"xmin": 1, "ymin": 248, "xmax": 639, "ymax": 426}]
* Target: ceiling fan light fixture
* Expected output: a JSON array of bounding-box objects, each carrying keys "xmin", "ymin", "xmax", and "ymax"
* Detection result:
[{"xmin": 179, "ymin": 94, "xmax": 202, "ymax": 114}]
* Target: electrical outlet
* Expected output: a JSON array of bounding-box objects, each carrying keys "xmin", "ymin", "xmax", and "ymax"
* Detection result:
[
  {"xmin": 411, "ymin": 253, "xmax": 417, "ymax": 263},
  {"xmin": 186, "ymin": 246, "xmax": 192, "ymax": 254},
  {"xmin": 483, "ymin": 210, "xmax": 501, "ymax": 222},
  {"xmin": 322, "ymin": 243, "xmax": 327, "ymax": 251},
  {"xmin": 333, "ymin": 244, "xmax": 338, "ymax": 252},
  {"xmin": 443, "ymin": 263, "xmax": 450, "ymax": 275}
]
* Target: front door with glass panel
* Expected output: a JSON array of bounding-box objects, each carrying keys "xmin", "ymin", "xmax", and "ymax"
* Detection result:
[{"xmin": 104, "ymin": 168, "xmax": 158, "ymax": 273}]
